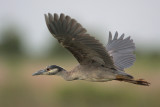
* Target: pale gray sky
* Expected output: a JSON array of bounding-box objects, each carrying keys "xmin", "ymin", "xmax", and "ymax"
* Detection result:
[{"xmin": 0, "ymin": 0, "xmax": 160, "ymax": 55}]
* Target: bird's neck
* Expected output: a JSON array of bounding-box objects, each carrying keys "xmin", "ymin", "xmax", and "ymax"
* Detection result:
[{"xmin": 57, "ymin": 69, "xmax": 79, "ymax": 81}]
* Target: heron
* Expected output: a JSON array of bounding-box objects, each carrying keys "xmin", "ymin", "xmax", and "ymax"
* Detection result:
[{"xmin": 32, "ymin": 13, "xmax": 150, "ymax": 86}]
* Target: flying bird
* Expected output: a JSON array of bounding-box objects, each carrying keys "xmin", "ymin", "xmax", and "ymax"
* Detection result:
[{"xmin": 32, "ymin": 13, "xmax": 150, "ymax": 86}]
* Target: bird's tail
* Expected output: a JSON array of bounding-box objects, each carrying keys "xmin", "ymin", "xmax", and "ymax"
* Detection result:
[{"xmin": 115, "ymin": 75, "xmax": 150, "ymax": 86}]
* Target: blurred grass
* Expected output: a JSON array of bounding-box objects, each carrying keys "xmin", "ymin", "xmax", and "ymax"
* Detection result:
[
  {"xmin": 0, "ymin": 55, "xmax": 160, "ymax": 107},
  {"xmin": 53, "ymin": 84, "xmax": 160, "ymax": 107}
]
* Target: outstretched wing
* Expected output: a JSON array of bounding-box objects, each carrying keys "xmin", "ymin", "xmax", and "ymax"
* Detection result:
[
  {"xmin": 45, "ymin": 13, "xmax": 115, "ymax": 68},
  {"xmin": 106, "ymin": 31, "xmax": 136, "ymax": 71}
]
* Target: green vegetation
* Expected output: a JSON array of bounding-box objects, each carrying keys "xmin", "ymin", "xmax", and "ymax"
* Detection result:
[
  {"xmin": 53, "ymin": 84, "xmax": 160, "ymax": 107},
  {"xmin": 0, "ymin": 56, "xmax": 160, "ymax": 107},
  {"xmin": 0, "ymin": 27, "xmax": 23, "ymax": 58}
]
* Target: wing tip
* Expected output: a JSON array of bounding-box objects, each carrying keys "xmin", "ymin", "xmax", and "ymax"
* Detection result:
[{"xmin": 45, "ymin": 13, "xmax": 88, "ymax": 37}]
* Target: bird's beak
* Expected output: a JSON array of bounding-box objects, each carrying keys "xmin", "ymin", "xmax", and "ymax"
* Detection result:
[{"xmin": 32, "ymin": 69, "xmax": 47, "ymax": 76}]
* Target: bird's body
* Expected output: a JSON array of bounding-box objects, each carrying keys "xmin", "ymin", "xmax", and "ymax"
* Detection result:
[
  {"xmin": 59, "ymin": 64, "xmax": 132, "ymax": 82},
  {"xmin": 61, "ymin": 65, "xmax": 116, "ymax": 81},
  {"xmin": 33, "ymin": 13, "xmax": 150, "ymax": 86}
]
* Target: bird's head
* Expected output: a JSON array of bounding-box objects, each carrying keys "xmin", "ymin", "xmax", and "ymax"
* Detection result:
[{"xmin": 32, "ymin": 65, "xmax": 64, "ymax": 76}]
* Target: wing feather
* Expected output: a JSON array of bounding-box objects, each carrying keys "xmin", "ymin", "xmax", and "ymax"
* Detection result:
[
  {"xmin": 106, "ymin": 32, "xmax": 136, "ymax": 71},
  {"xmin": 45, "ymin": 13, "xmax": 115, "ymax": 68}
]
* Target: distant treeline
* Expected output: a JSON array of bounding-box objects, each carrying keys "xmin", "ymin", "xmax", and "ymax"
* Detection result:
[{"xmin": 0, "ymin": 27, "xmax": 160, "ymax": 60}]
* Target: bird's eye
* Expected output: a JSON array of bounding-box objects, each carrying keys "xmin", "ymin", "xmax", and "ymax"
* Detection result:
[{"xmin": 46, "ymin": 68, "xmax": 50, "ymax": 71}]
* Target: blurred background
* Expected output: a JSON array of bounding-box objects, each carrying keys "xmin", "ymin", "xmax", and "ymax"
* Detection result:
[{"xmin": 0, "ymin": 0, "xmax": 160, "ymax": 107}]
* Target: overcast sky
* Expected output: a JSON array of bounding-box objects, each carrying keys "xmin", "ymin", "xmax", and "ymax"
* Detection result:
[{"xmin": 0, "ymin": 0, "xmax": 160, "ymax": 55}]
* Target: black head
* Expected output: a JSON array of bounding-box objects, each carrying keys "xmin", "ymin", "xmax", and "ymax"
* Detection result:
[
  {"xmin": 46, "ymin": 65, "xmax": 64, "ymax": 74},
  {"xmin": 32, "ymin": 65, "xmax": 64, "ymax": 76}
]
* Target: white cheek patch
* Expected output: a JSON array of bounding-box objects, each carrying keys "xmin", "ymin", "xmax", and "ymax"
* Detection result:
[{"xmin": 48, "ymin": 68, "xmax": 58, "ymax": 73}]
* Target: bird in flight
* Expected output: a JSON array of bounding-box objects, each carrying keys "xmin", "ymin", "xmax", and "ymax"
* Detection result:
[{"xmin": 32, "ymin": 13, "xmax": 150, "ymax": 86}]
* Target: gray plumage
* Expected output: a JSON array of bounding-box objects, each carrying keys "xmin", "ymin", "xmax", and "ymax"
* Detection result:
[
  {"xmin": 106, "ymin": 31, "xmax": 136, "ymax": 71},
  {"xmin": 32, "ymin": 13, "xmax": 150, "ymax": 86},
  {"xmin": 45, "ymin": 13, "xmax": 115, "ymax": 68}
]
